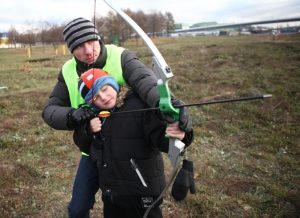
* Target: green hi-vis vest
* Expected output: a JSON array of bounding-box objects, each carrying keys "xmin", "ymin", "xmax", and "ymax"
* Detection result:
[{"xmin": 62, "ymin": 44, "xmax": 125, "ymax": 108}]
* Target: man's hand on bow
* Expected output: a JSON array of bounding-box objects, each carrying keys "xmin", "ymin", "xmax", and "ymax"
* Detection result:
[
  {"xmin": 173, "ymin": 99, "xmax": 192, "ymax": 132},
  {"xmin": 160, "ymin": 98, "xmax": 192, "ymax": 133}
]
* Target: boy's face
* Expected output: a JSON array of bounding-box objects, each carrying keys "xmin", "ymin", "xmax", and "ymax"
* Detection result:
[
  {"xmin": 73, "ymin": 40, "xmax": 101, "ymax": 65},
  {"xmin": 92, "ymin": 85, "xmax": 117, "ymax": 110}
]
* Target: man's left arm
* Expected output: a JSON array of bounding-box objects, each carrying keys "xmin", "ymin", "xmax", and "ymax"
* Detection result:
[
  {"xmin": 121, "ymin": 49, "xmax": 160, "ymax": 108},
  {"xmin": 121, "ymin": 49, "xmax": 193, "ymax": 146}
]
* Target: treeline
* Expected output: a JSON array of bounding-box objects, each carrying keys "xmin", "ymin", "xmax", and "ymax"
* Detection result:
[{"xmin": 5, "ymin": 9, "xmax": 175, "ymax": 48}]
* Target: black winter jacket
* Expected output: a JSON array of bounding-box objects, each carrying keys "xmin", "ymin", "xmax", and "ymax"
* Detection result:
[
  {"xmin": 74, "ymin": 91, "xmax": 167, "ymax": 208},
  {"xmin": 73, "ymin": 90, "xmax": 194, "ymax": 208},
  {"xmin": 42, "ymin": 41, "xmax": 159, "ymax": 130}
]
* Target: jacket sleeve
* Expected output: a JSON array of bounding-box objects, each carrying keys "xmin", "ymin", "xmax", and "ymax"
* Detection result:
[
  {"xmin": 142, "ymin": 111, "xmax": 169, "ymax": 153},
  {"xmin": 41, "ymin": 71, "xmax": 74, "ymax": 130},
  {"xmin": 143, "ymin": 111, "xmax": 194, "ymax": 153},
  {"xmin": 182, "ymin": 129, "xmax": 194, "ymax": 147},
  {"xmin": 73, "ymin": 123, "xmax": 93, "ymax": 153},
  {"xmin": 121, "ymin": 50, "xmax": 160, "ymax": 108}
]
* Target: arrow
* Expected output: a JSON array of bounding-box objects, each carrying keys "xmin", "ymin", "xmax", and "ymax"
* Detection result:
[{"xmin": 98, "ymin": 94, "xmax": 272, "ymax": 117}]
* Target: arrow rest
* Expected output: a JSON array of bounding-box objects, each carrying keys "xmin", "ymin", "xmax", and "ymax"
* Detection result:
[{"xmin": 98, "ymin": 111, "xmax": 111, "ymax": 118}]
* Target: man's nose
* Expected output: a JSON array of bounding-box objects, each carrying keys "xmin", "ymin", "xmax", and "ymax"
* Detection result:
[{"xmin": 83, "ymin": 43, "xmax": 93, "ymax": 53}]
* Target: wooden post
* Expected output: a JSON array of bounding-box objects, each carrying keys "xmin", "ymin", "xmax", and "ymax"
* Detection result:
[
  {"xmin": 62, "ymin": 45, "xmax": 66, "ymax": 55},
  {"xmin": 27, "ymin": 47, "xmax": 31, "ymax": 58}
]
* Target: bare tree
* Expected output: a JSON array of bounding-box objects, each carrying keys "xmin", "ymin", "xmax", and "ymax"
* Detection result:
[
  {"xmin": 7, "ymin": 26, "xmax": 19, "ymax": 48},
  {"xmin": 122, "ymin": 9, "xmax": 136, "ymax": 41},
  {"xmin": 93, "ymin": 14, "xmax": 106, "ymax": 41},
  {"xmin": 165, "ymin": 12, "xmax": 175, "ymax": 35},
  {"xmin": 39, "ymin": 21, "xmax": 52, "ymax": 45},
  {"xmin": 100, "ymin": 11, "xmax": 123, "ymax": 44},
  {"xmin": 48, "ymin": 25, "xmax": 64, "ymax": 49},
  {"xmin": 147, "ymin": 11, "xmax": 165, "ymax": 37},
  {"xmin": 35, "ymin": 21, "xmax": 64, "ymax": 49},
  {"xmin": 18, "ymin": 32, "xmax": 35, "ymax": 47},
  {"xmin": 6, "ymin": 9, "xmax": 174, "ymax": 47},
  {"xmin": 17, "ymin": 21, "xmax": 38, "ymax": 47},
  {"xmin": 134, "ymin": 10, "xmax": 148, "ymax": 36}
]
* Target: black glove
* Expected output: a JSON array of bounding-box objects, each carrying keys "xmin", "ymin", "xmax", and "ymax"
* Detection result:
[
  {"xmin": 68, "ymin": 107, "xmax": 94, "ymax": 128},
  {"xmin": 171, "ymin": 159, "xmax": 196, "ymax": 201},
  {"xmin": 171, "ymin": 99, "xmax": 192, "ymax": 132}
]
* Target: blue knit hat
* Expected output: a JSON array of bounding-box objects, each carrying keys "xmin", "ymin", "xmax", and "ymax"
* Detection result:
[{"xmin": 79, "ymin": 68, "xmax": 119, "ymax": 105}]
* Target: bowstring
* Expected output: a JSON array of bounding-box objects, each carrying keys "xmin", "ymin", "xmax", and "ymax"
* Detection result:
[
  {"xmin": 92, "ymin": 0, "xmax": 97, "ymax": 105},
  {"xmin": 91, "ymin": 2, "xmax": 143, "ymax": 217}
]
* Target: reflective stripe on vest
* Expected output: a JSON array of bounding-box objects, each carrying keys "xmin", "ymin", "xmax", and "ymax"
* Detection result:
[{"xmin": 62, "ymin": 44, "xmax": 125, "ymax": 108}]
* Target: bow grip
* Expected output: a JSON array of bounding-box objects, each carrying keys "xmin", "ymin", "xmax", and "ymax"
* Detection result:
[{"xmin": 157, "ymin": 79, "xmax": 180, "ymax": 121}]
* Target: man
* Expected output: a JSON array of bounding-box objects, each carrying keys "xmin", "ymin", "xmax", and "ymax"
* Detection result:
[{"xmin": 42, "ymin": 17, "xmax": 191, "ymax": 218}]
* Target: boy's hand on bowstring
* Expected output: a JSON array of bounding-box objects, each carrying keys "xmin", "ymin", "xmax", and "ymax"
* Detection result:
[
  {"xmin": 68, "ymin": 107, "xmax": 94, "ymax": 128},
  {"xmin": 89, "ymin": 117, "xmax": 102, "ymax": 133}
]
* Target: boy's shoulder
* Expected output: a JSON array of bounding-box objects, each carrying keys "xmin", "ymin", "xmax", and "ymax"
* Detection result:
[{"xmin": 125, "ymin": 91, "xmax": 145, "ymax": 107}]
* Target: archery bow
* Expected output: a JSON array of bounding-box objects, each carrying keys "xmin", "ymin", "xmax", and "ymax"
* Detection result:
[
  {"xmin": 102, "ymin": 0, "xmax": 186, "ymax": 216},
  {"xmin": 102, "ymin": 0, "xmax": 184, "ymax": 166},
  {"xmin": 101, "ymin": 1, "xmax": 274, "ymax": 217}
]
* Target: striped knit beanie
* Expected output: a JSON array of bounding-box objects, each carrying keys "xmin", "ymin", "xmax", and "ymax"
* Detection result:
[{"xmin": 63, "ymin": 17, "xmax": 101, "ymax": 53}]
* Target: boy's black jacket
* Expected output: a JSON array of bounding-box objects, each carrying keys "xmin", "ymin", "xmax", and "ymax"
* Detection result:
[{"xmin": 73, "ymin": 91, "xmax": 193, "ymax": 208}]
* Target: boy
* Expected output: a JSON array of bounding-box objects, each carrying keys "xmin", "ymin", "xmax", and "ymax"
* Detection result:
[{"xmin": 73, "ymin": 68, "xmax": 194, "ymax": 218}]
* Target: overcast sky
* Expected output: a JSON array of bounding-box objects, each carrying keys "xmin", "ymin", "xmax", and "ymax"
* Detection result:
[{"xmin": 1, "ymin": 0, "xmax": 300, "ymax": 32}]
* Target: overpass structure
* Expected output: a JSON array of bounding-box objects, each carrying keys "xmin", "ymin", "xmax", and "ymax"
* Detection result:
[{"xmin": 174, "ymin": 17, "xmax": 300, "ymax": 33}]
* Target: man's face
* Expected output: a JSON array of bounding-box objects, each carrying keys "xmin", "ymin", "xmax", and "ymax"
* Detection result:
[{"xmin": 73, "ymin": 40, "xmax": 101, "ymax": 65}]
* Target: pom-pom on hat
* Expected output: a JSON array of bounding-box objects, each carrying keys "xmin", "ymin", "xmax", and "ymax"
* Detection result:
[
  {"xmin": 63, "ymin": 17, "xmax": 101, "ymax": 53},
  {"xmin": 79, "ymin": 69, "xmax": 119, "ymax": 105}
]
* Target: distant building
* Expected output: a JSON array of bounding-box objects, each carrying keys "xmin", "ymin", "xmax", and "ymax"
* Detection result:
[
  {"xmin": 0, "ymin": 32, "xmax": 21, "ymax": 48},
  {"xmin": 280, "ymin": 26, "xmax": 300, "ymax": 34},
  {"xmin": 0, "ymin": 32, "xmax": 9, "ymax": 48},
  {"xmin": 0, "ymin": 32, "xmax": 8, "ymax": 42},
  {"xmin": 174, "ymin": 23, "xmax": 190, "ymax": 30},
  {"xmin": 190, "ymin": 22, "xmax": 218, "ymax": 28}
]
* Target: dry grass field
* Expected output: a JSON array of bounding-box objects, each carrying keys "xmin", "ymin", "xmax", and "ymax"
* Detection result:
[{"xmin": 0, "ymin": 33, "xmax": 299, "ymax": 217}]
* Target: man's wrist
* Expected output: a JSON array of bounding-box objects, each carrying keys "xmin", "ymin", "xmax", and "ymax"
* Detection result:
[{"xmin": 67, "ymin": 109, "xmax": 76, "ymax": 129}]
